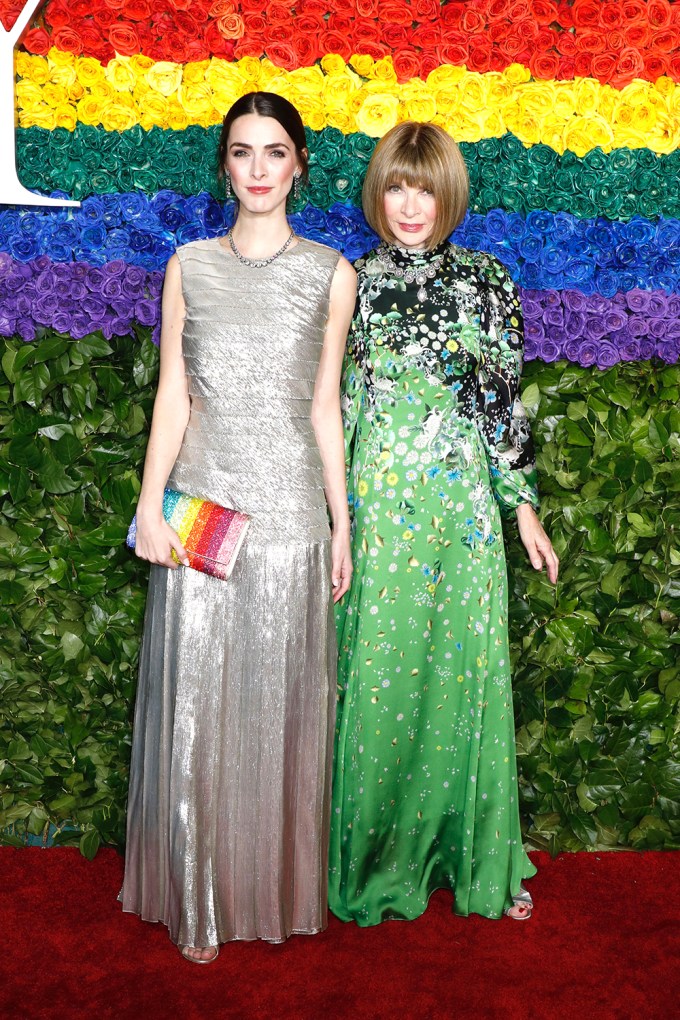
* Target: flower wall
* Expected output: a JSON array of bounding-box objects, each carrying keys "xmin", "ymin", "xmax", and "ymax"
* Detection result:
[{"xmin": 1, "ymin": 0, "xmax": 679, "ymax": 855}]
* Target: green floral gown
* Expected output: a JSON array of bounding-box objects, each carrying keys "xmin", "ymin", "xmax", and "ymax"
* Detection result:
[{"xmin": 329, "ymin": 242, "xmax": 540, "ymax": 924}]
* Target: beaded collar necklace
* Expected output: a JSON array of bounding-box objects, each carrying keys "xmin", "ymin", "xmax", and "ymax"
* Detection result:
[
  {"xmin": 377, "ymin": 242, "xmax": 448, "ymax": 302},
  {"xmin": 227, "ymin": 227, "xmax": 296, "ymax": 268}
]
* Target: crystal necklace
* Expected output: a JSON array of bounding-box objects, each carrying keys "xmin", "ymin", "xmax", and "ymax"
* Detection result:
[
  {"xmin": 377, "ymin": 243, "xmax": 446, "ymax": 302},
  {"xmin": 226, "ymin": 227, "xmax": 296, "ymax": 268}
]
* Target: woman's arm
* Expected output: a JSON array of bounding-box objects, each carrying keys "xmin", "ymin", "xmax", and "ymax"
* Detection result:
[
  {"xmin": 133, "ymin": 254, "xmax": 191, "ymax": 568},
  {"xmin": 311, "ymin": 255, "xmax": 357, "ymax": 602}
]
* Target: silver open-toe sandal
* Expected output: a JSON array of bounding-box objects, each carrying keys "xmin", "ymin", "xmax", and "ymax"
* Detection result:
[
  {"xmin": 180, "ymin": 945, "xmax": 220, "ymax": 964},
  {"xmin": 504, "ymin": 885, "xmax": 533, "ymax": 921}
]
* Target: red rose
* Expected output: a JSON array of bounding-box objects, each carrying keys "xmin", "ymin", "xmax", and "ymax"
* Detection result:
[
  {"xmin": 556, "ymin": 3, "xmax": 574, "ymax": 30},
  {"xmin": 103, "ymin": 0, "xmax": 126, "ymax": 10},
  {"xmin": 609, "ymin": 46, "xmax": 645, "ymax": 88},
  {"xmin": 461, "ymin": 9, "xmax": 485, "ymax": 33},
  {"xmin": 507, "ymin": 1, "xmax": 532, "ymax": 20},
  {"xmin": 379, "ymin": 1, "xmax": 415, "ymax": 27},
  {"xmin": 320, "ymin": 30, "xmax": 353, "ymax": 62},
  {"xmin": 499, "ymin": 25, "xmax": 534, "ymax": 58},
  {"xmin": 242, "ymin": 13, "xmax": 266, "ymax": 37},
  {"xmin": 355, "ymin": 0, "xmax": 379, "ymax": 15},
  {"xmin": 382, "ymin": 23, "xmax": 410, "ymax": 49},
  {"xmin": 652, "ymin": 29, "xmax": 677, "ymax": 53},
  {"xmin": 572, "ymin": 53, "xmax": 593, "ymax": 78},
  {"xmin": 162, "ymin": 34, "xmax": 191, "ymax": 63},
  {"xmin": 331, "ymin": 0, "xmax": 358, "ymax": 15},
  {"xmin": 327, "ymin": 13, "xmax": 354, "ymax": 37},
  {"xmin": 555, "ymin": 31, "xmax": 577, "ymax": 56},
  {"xmin": 486, "ymin": 0, "xmax": 510, "ymax": 20},
  {"xmin": 570, "ymin": 0, "xmax": 600, "ymax": 28},
  {"xmin": 122, "ymin": 0, "xmax": 151, "ymax": 20},
  {"xmin": 240, "ymin": 0, "xmax": 267, "ymax": 11},
  {"xmin": 293, "ymin": 35, "xmax": 320, "ymax": 67},
  {"xmin": 264, "ymin": 41, "xmax": 298, "ymax": 70},
  {"xmin": 489, "ymin": 50, "xmax": 507, "ymax": 72},
  {"xmin": 558, "ymin": 55, "xmax": 575, "ymax": 77},
  {"xmin": 535, "ymin": 26, "xmax": 558, "ymax": 51},
  {"xmin": 52, "ymin": 26, "xmax": 84, "ymax": 54},
  {"xmin": 266, "ymin": 3, "xmax": 292, "ymax": 26},
  {"xmin": 21, "ymin": 27, "xmax": 51, "ymax": 55},
  {"xmin": 647, "ymin": 0, "xmax": 672, "ymax": 30},
  {"xmin": 439, "ymin": 26, "xmax": 468, "ymax": 50},
  {"xmin": 528, "ymin": 50, "xmax": 560, "ymax": 80},
  {"xmin": 93, "ymin": 8, "xmax": 118, "ymax": 30},
  {"xmin": 234, "ymin": 34, "xmax": 265, "ymax": 59},
  {"xmin": 598, "ymin": 4, "xmax": 623, "ymax": 30},
  {"xmin": 643, "ymin": 53, "xmax": 669, "ymax": 80},
  {"xmin": 393, "ymin": 49, "xmax": 421, "ymax": 83},
  {"xmin": 418, "ymin": 52, "xmax": 440, "ymax": 79},
  {"xmin": 669, "ymin": 51, "xmax": 680, "ymax": 80},
  {"xmin": 467, "ymin": 42, "xmax": 492, "ymax": 73},
  {"xmin": 606, "ymin": 30, "xmax": 626, "ymax": 53},
  {"xmin": 350, "ymin": 17, "xmax": 384, "ymax": 50},
  {"xmin": 440, "ymin": 4, "xmax": 465, "ymax": 28},
  {"xmin": 70, "ymin": 0, "xmax": 94, "ymax": 15},
  {"xmin": 79, "ymin": 23, "xmax": 110, "ymax": 60},
  {"xmin": 204, "ymin": 22, "xmax": 235, "ymax": 57},
  {"xmin": 349, "ymin": 37, "xmax": 390, "ymax": 60},
  {"xmin": 299, "ymin": 0, "xmax": 330, "ymax": 15},
  {"xmin": 574, "ymin": 30, "xmax": 606, "ymax": 54},
  {"xmin": 590, "ymin": 52, "xmax": 617, "ymax": 84},
  {"xmin": 436, "ymin": 41, "xmax": 469, "ymax": 66},
  {"xmin": 173, "ymin": 11, "xmax": 199, "ymax": 35},
  {"xmin": 108, "ymin": 23, "xmax": 140, "ymax": 55},
  {"xmin": 412, "ymin": 0, "xmax": 441, "ymax": 21},
  {"xmin": 623, "ymin": 23, "xmax": 651, "ymax": 48},
  {"xmin": 294, "ymin": 13, "xmax": 325, "ymax": 38},
  {"xmin": 167, "ymin": 0, "xmax": 194, "ymax": 10},
  {"xmin": 410, "ymin": 23, "xmax": 441, "ymax": 50},
  {"xmin": 620, "ymin": 0, "xmax": 647, "ymax": 24},
  {"xmin": 531, "ymin": 0, "xmax": 559, "ymax": 25},
  {"xmin": 45, "ymin": 3, "xmax": 71, "ymax": 30}
]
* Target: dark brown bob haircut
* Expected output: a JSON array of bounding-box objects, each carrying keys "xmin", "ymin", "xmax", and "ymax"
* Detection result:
[
  {"xmin": 217, "ymin": 91, "xmax": 309, "ymax": 182},
  {"xmin": 362, "ymin": 122, "xmax": 469, "ymax": 249}
]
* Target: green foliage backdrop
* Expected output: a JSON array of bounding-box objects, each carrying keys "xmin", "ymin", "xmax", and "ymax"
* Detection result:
[{"xmin": 0, "ymin": 334, "xmax": 678, "ymax": 856}]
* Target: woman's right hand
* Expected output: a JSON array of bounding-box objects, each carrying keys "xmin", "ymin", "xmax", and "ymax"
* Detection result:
[{"xmin": 133, "ymin": 513, "xmax": 189, "ymax": 569}]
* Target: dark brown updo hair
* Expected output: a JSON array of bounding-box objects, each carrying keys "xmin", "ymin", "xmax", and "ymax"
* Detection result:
[{"xmin": 217, "ymin": 92, "xmax": 309, "ymax": 183}]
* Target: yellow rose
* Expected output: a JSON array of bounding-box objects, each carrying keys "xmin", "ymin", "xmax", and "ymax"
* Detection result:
[
  {"xmin": 503, "ymin": 63, "xmax": 531, "ymax": 86},
  {"xmin": 349, "ymin": 54, "xmax": 375, "ymax": 79},
  {"xmin": 90, "ymin": 81, "xmax": 115, "ymax": 103},
  {"xmin": 502, "ymin": 105, "xmax": 542, "ymax": 146},
  {"xmin": 15, "ymin": 80, "xmax": 43, "ymax": 114},
  {"xmin": 183, "ymin": 60, "xmax": 210, "ymax": 85},
  {"xmin": 129, "ymin": 54, "xmax": 155, "ymax": 75},
  {"xmin": 146, "ymin": 61, "xmax": 183, "ymax": 98},
  {"xmin": 573, "ymin": 78, "xmax": 601, "ymax": 117},
  {"xmin": 457, "ymin": 74, "xmax": 489, "ymax": 116},
  {"xmin": 77, "ymin": 95, "xmax": 105, "ymax": 126},
  {"xmin": 325, "ymin": 107, "xmax": 354, "ymax": 133},
  {"xmin": 399, "ymin": 80, "xmax": 437, "ymax": 122},
  {"xmin": 370, "ymin": 57, "xmax": 397, "ymax": 84},
  {"xmin": 538, "ymin": 112, "xmax": 566, "ymax": 153},
  {"xmin": 100, "ymin": 97, "xmax": 138, "ymax": 132},
  {"xmin": 355, "ymin": 91, "xmax": 399, "ymax": 137},
  {"xmin": 47, "ymin": 47, "xmax": 75, "ymax": 69},
  {"xmin": 68, "ymin": 82, "xmax": 85, "ymax": 103},
  {"xmin": 177, "ymin": 82, "xmax": 218, "ymax": 125},
  {"xmin": 75, "ymin": 57, "xmax": 104, "ymax": 89},
  {"xmin": 238, "ymin": 55, "xmax": 265, "ymax": 85},
  {"xmin": 17, "ymin": 53, "xmax": 51, "ymax": 86},
  {"xmin": 654, "ymin": 76, "xmax": 675, "ymax": 98},
  {"xmin": 426, "ymin": 65, "xmax": 467, "ymax": 91},
  {"xmin": 562, "ymin": 114, "xmax": 614, "ymax": 157},
  {"xmin": 43, "ymin": 82, "xmax": 68, "ymax": 108},
  {"xmin": 105, "ymin": 58, "xmax": 137, "ymax": 93},
  {"xmin": 432, "ymin": 87, "xmax": 461, "ymax": 118},
  {"xmin": 320, "ymin": 54, "xmax": 347, "ymax": 77},
  {"xmin": 139, "ymin": 92, "xmax": 171, "ymax": 130},
  {"xmin": 49, "ymin": 59, "xmax": 77, "ymax": 89},
  {"xmin": 167, "ymin": 108, "xmax": 190, "ymax": 131},
  {"xmin": 54, "ymin": 103, "xmax": 77, "ymax": 131},
  {"xmin": 19, "ymin": 104, "xmax": 55, "ymax": 130}
]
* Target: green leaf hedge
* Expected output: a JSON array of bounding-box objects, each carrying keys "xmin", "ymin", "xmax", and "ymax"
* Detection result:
[{"xmin": 1, "ymin": 334, "xmax": 678, "ymax": 854}]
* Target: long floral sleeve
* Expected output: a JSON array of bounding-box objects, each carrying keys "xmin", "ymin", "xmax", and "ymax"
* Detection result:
[
  {"xmin": 339, "ymin": 310, "xmax": 367, "ymax": 513},
  {"xmin": 476, "ymin": 258, "xmax": 539, "ymax": 514}
]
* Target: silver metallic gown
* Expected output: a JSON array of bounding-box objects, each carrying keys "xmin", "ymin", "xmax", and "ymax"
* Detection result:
[{"xmin": 120, "ymin": 236, "xmax": 341, "ymax": 946}]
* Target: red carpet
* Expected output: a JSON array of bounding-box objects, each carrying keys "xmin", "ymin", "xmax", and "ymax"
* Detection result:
[{"xmin": 1, "ymin": 848, "xmax": 678, "ymax": 1020}]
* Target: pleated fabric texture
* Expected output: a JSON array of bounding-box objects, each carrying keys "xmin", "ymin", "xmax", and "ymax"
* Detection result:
[{"xmin": 120, "ymin": 237, "xmax": 341, "ymax": 946}]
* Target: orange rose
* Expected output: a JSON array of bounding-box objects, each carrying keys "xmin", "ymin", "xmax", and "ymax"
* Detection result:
[
  {"xmin": 22, "ymin": 27, "xmax": 51, "ymax": 55},
  {"xmin": 528, "ymin": 51, "xmax": 561, "ymax": 80},
  {"xmin": 590, "ymin": 52, "xmax": 617, "ymax": 84},
  {"xmin": 392, "ymin": 49, "xmax": 422, "ymax": 84},
  {"xmin": 53, "ymin": 26, "xmax": 85, "ymax": 54},
  {"xmin": 609, "ymin": 47, "xmax": 646, "ymax": 89},
  {"xmin": 321, "ymin": 30, "xmax": 353, "ymax": 62},
  {"xmin": 108, "ymin": 24, "xmax": 140, "ymax": 56},
  {"xmin": 647, "ymin": 0, "xmax": 672, "ymax": 29}
]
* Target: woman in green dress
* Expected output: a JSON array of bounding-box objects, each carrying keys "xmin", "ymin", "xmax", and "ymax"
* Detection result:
[{"xmin": 329, "ymin": 122, "xmax": 559, "ymax": 925}]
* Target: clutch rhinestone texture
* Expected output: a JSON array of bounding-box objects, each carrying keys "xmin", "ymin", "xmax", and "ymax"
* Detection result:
[{"xmin": 127, "ymin": 488, "xmax": 250, "ymax": 581}]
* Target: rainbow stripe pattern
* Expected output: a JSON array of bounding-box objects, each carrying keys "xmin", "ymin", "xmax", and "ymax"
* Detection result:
[
  {"xmin": 3, "ymin": 0, "xmax": 680, "ymax": 368},
  {"xmin": 126, "ymin": 488, "xmax": 251, "ymax": 581}
]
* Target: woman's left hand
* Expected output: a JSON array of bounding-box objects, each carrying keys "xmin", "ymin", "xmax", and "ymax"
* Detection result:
[
  {"xmin": 516, "ymin": 503, "xmax": 559, "ymax": 584},
  {"xmin": 331, "ymin": 529, "xmax": 353, "ymax": 602}
]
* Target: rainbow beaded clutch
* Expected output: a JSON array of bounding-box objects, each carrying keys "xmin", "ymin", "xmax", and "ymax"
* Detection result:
[{"xmin": 126, "ymin": 488, "xmax": 250, "ymax": 581}]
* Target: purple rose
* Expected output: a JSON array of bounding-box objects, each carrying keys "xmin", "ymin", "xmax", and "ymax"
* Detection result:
[
  {"xmin": 648, "ymin": 317, "xmax": 669, "ymax": 339},
  {"xmin": 562, "ymin": 337, "xmax": 583, "ymax": 361},
  {"xmin": 524, "ymin": 319, "xmax": 545, "ymax": 342},
  {"xmin": 617, "ymin": 337, "xmax": 640, "ymax": 361},
  {"xmin": 537, "ymin": 338, "xmax": 561, "ymax": 361},
  {"xmin": 627, "ymin": 315, "xmax": 649, "ymax": 337},
  {"xmin": 583, "ymin": 314, "xmax": 608, "ymax": 341},
  {"xmin": 595, "ymin": 342, "xmax": 620, "ymax": 370},
  {"xmin": 648, "ymin": 292, "xmax": 669, "ymax": 316},
  {"xmin": 604, "ymin": 309, "xmax": 627, "ymax": 331},
  {"xmin": 135, "ymin": 299, "xmax": 159, "ymax": 326},
  {"xmin": 52, "ymin": 310, "xmax": 74, "ymax": 333},
  {"xmin": 626, "ymin": 289, "xmax": 651, "ymax": 312},
  {"xmin": 563, "ymin": 289, "xmax": 587, "ymax": 312},
  {"xmin": 520, "ymin": 296, "xmax": 543, "ymax": 319},
  {"xmin": 544, "ymin": 306, "xmax": 564, "ymax": 327},
  {"xmin": 565, "ymin": 310, "xmax": 586, "ymax": 337},
  {"xmin": 655, "ymin": 340, "xmax": 680, "ymax": 363},
  {"xmin": 576, "ymin": 341, "xmax": 599, "ymax": 366}
]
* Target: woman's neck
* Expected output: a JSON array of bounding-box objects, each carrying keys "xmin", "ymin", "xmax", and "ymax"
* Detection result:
[{"xmin": 229, "ymin": 208, "xmax": 294, "ymax": 260}]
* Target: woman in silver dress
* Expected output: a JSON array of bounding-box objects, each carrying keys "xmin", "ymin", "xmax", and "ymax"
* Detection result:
[{"xmin": 120, "ymin": 92, "xmax": 356, "ymax": 962}]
